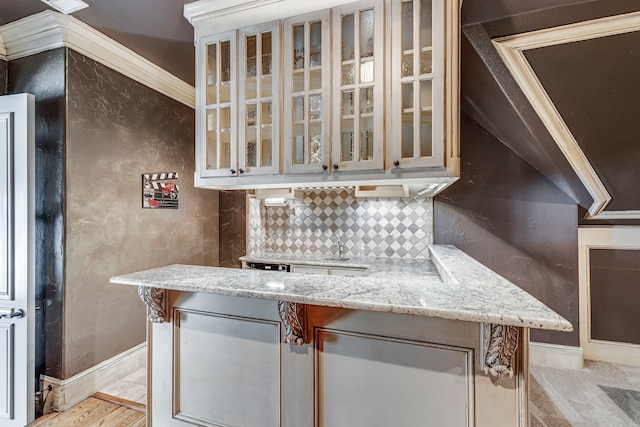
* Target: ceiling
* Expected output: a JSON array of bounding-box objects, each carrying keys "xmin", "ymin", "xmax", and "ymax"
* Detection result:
[
  {"xmin": 0, "ymin": 0, "xmax": 196, "ymax": 85},
  {"xmin": 0, "ymin": 0, "xmax": 607, "ymax": 89}
]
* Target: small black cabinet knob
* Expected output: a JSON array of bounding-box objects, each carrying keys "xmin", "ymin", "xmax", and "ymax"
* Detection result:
[
  {"xmin": 393, "ymin": 160, "xmax": 400, "ymax": 167},
  {"xmin": 322, "ymin": 164, "xmax": 328, "ymax": 171},
  {"xmin": 333, "ymin": 164, "xmax": 339, "ymax": 170},
  {"xmin": 230, "ymin": 169, "xmax": 236, "ymax": 174},
  {"xmin": 239, "ymin": 169, "xmax": 245, "ymax": 174}
]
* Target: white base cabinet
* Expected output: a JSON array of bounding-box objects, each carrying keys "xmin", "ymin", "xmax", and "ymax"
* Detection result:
[{"xmin": 148, "ymin": 291, "xmax": 530, "ymax": 426}]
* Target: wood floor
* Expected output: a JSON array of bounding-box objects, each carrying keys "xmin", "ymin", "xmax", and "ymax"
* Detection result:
[{"xmin": 29, "ymin": 393, "xmax": 146, "ymax": 427}]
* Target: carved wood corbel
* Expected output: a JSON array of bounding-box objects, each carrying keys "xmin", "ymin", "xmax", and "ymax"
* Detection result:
[
  {"xmin": 480, "ymin": 323, "xmax": 520, "ymax": 378},
  {"xmin": 277, "ymin": 301, "xmax": 306, "ymax": 345},
  {"xmin": 138, "ymin": 286, "xmax": 167, "ymax": 323}
]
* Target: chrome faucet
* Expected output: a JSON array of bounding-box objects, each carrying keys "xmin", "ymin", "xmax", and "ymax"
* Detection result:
[{"xmin": 336, "ymin": 238, "xmax": 345, "ymax": 259}]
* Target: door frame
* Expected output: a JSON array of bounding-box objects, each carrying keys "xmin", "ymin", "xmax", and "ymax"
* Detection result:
[
  {"xmin": 578, "ymin": 226, "xmax": 640, "ymax": 366},
  {"xmin": 0, "ymin": 93, "xmax": 36, "ymax": 426}
]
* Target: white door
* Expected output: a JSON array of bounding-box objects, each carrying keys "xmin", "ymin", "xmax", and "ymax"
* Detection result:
[{"xmin": 0, "ymin": 94, "xmax": 35, "ymax": 427}]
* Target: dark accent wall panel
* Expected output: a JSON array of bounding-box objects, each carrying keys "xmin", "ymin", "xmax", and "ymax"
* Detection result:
[
  {"xmin": 525, "ymin": 31, "xmax": 640, "ymax": 214},
  {"xmin": 589, "ymin": 248, "xmax": 640, "ymax": 346},
  {"xmin": 8, "ymin": 48, "xmax": 67, "ymax": 380},
  {"xmin": 219, "ymin": 191, "xmax": 247, "ymax": 268},
  {"xmin": 435, "ymin": 114, "xmax": 579, "ymax": 346},
  {"xmin": 65, "ymin": 49, "xmax": 218, "ymax": 377},
  {"xmin": 0, "ymin": 59, "xmax": 7, "ymax": 94}
]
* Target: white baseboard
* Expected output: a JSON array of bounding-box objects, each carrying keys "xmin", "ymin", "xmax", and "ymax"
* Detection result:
[
  {"xmin": 530, "ymin": 342, "xmax": 584, "ymax": 370},
  {"xmin": 42, "ymin": 342, "xmax": 146, "ymax": 412}
]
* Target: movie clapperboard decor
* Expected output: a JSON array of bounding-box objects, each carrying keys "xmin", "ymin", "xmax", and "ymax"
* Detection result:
[{"xmin": 142, "ymin": 172, "xmax": 179, "ymax": 209}]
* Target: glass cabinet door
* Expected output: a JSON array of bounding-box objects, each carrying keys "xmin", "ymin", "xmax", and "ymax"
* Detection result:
[
  {"xmin": 199, "ymin": 31, "xmax": 237, "ymax": 177},
  {"xmin": 331, "ymin": 0, "xmax": 384, "ymax": 173},
  {"xmin": 238, "ymin": 22, "xmax": 280, "ymax": 176},
  {"xmin": 283, "ymin": 11, "xmax": 331, "ymax": 174},
  {"xmin": 391, "ymin": 0, "xmax": 444, "ymax": 169}
]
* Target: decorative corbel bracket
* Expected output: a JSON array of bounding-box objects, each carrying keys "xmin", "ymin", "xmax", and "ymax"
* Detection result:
[
  {"xmin": 138, "ymin": 286, "xmax": 167, "ymax": 323},
  {"xmin": 277, "ymin": 301, "xmax": 306, "ymax": 345},
  {"xmin": 480, "ymin": 323, "xmax": 520, "ymax": 378}
]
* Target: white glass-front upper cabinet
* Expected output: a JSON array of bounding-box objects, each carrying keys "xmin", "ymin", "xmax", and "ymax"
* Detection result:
[
  {"xmin": 331, "ymin": 0, "xmax": 385, "ymax": 173},
  {"xmin": 390, "ymin": 0, "xmax": 444, "ymax": 169},
  {"xmin": 238, "ymin": 22, "xmax": 281, "ymax": 176},
  {"xmin": 199, "ymin": 31, "xmax": 237, "ymax": 177},
  {"xmin": 283, "ymin": 11, "xmax": 331, "ymax": 175}
]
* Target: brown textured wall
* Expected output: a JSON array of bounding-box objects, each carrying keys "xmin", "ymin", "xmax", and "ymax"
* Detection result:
[
  {"xmin": 219, "ymin": 191, "xmax": 247, "ymax": 268},
  {"xmin": 0, "ymin": 59, "xmax": 6, "ymax": 94},
  {"xmin": 64, "ymin": 49, "xmax": 219, "ymax": 377},
  {"xmin": 435, "ymin": 114, "xmax": 579, "ymax": 346},
  {"xmin": 589, "ymin": 248, "xmax": 640, "ymax": 346},
  {"xmin": 8, "ymin": 48, "xmax": 67, "ymax": 380}
]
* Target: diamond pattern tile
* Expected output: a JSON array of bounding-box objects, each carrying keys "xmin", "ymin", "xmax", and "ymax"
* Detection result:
[{"xmin": 247, "ymin": 188, "xmax": 433, "ymax": 259}]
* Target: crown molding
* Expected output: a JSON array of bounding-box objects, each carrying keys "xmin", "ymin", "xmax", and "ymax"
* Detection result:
[
  {"xmin": 492, "ymin": 12, "xmax": 640, "ymax": 220},
  {"xmin": 184, "ymin": 0, "xmax": 284, "ymax": 25},
  {"xmin": 0, "ymin": 11, "xmax": 194, "ymax": 108},
  {"xmin": 0, "ymin": 33, "xmax": 6, "ymax": 60}
]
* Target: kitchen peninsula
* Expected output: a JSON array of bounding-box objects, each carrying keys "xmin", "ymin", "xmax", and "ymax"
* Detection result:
[{"xmin": 111, "ymin": 244, "xmax": 572, "ymax": 426}]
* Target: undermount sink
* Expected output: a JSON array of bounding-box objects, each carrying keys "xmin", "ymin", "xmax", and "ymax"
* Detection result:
[{"xmin": 326, "ymin": 257, "xmax": 351, "ymax": 262}]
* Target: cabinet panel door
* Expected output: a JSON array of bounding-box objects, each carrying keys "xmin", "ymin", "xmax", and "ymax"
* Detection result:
[
  {"xmin": 283, "ymin": 11, "xmax": 332, "ymax": 175},
  {"xmin": 316, "ymin": 329, "xmax": 473, "ymax": 427},
  {"xmin": 239, "ymin": 21, "xmax": 281, "ymax": 176},
  {"xmin": 331, "ymin": 0, "xmax": 385, "ymax": 173},
  {"xmin": 390, "ymin": 0, "xmax": 445, "ymax": 169},
  {"xmin": 198, "ymin": 31, "xmax": 238, "ymax": 177}
]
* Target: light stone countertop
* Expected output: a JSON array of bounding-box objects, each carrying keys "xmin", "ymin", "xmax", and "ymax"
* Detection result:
[{"xmin": 111, "ymin": 245, "xmax": 573, "ymax": 332}]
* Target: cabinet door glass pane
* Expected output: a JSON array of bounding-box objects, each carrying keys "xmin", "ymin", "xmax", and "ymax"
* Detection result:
[
  {"xmin": 342, "ymin": 14, "xmax": 355, "ymax": 61},
  {"xmin": 360, "ymin": 9, "xmax": 374, "ymax": 59},
  {"xmin": 420, "ymin": 0, "xmax": 433, "ymax": 47},
  {"xmin": 220, "ymin": 131, "xmax": 231, "ymax": 169},
  {"xmin": 247, "ymin": 129, "xmax": 257, "ymax": 167},
  {"xmin": 420, "ymin": 81, "xmax": 432, "ymax": 157},
  {"xmin": 342, "ymin": 63, "xmax": 355, "ymax": 85},
  {"xmin": 420, "ymin": 111, "xmax": 433, "ymax": 157},
  {"xmin": 262, "ymin": 32, "xmax": 272, "ymax": 76},
  {"xmin": 246, "ymin": 35, "xmax": 257, "ymax": 99},
  {"xmin": 220, "ymin": 41, "xmax": 231, "ymax": 103},
  {"xmin": 206, "ymin": 44, "xmax": 217, "ymax": 105},
  {"xmin": 401, "ymin": 1, "xmax": 413, "ymax": 51},
  {"xmin": 293, "ymin": 25, "xmax": 305, "ymax": 70},
  {"xmin": 261, "ymin": 137, "xmax": 272, "ymax": 166},
  {"xmin": 402, "ymin": 82, "xmax": 414, "ymax": 158},
  {"xmin": 206, "ymin": 109, "xmax": 217, "ymax": 169},
  {"xmin": 341, "ymin": 119, "xmax": 354, "ymax": 162},
  {"xmin": 293, "ymin": 125, "xmax": 305, "ymax": 164},
  {"xmin": 310, "ymin": 95, "xmax": 322, "ymax": 120},
  {"xmin": 420, "ymin": 50, "xmax": 432, "ymax": 74},
  {"xmin": 310, "ymin": 123, "xmax": 322, "ymax": 164},
  {"xmin": 261, "ymin": 101, "xmax": 272, "ymax": 125},
  {"xmin": 310, "ymin": 22, "xmax": 322, "ymax": 67},
  {"xmin": 420, "ymin": 80, "xmax": 432, "ymax": 109},
  {"xmin": 360, "ymin": 87, "xmax": 373, "ymax": 114},
  {"xmin": 342, "ymin": 91, "xmax": 354, "ymax": 116},
  {"xmin": 360, "ymin": 116, "xmax": 374, "ymax": 160}
]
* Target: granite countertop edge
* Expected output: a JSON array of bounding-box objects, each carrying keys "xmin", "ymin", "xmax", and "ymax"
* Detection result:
[{"xmin": 112, "ymin": 245, "xmax": 573, "ymax": 332}]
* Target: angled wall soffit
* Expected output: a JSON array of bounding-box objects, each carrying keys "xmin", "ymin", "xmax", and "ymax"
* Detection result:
[
  {"xmin": 493, "ymin": 11, "xmax": 640, "ymax": 220},
  {"xmin": 0, "ymin": 11, "xmax": 195, "ymax": 108}
]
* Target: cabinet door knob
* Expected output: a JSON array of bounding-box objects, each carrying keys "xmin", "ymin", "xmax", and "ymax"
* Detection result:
[
  {"xmin": 333, "ymin": 164, "xmax": 339, "ymax": 170},
  {"xmin": 230, "ymin": 169, "xmax": 236, "ymax": 175},
  {"xmin": 322, "ymin": 164, "xmax": 328, "ymax": 171},
  {"xmin": 239, "ymin": 169, "xmax": 245, "ymax": 174},
  {"xmin": 393, "ymin": 160, "xmax": 400, "ymax": 167}
]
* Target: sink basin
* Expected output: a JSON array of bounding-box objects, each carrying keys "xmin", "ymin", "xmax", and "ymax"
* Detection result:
[{"xmin": 326, "ymin": 257, "xmax": 351, "ymax": 262}]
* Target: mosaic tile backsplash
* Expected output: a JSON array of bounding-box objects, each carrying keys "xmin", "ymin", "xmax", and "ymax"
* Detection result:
[{"xmin": 248, "ymin": 188, "xmax": 433, "ymax": 259}]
